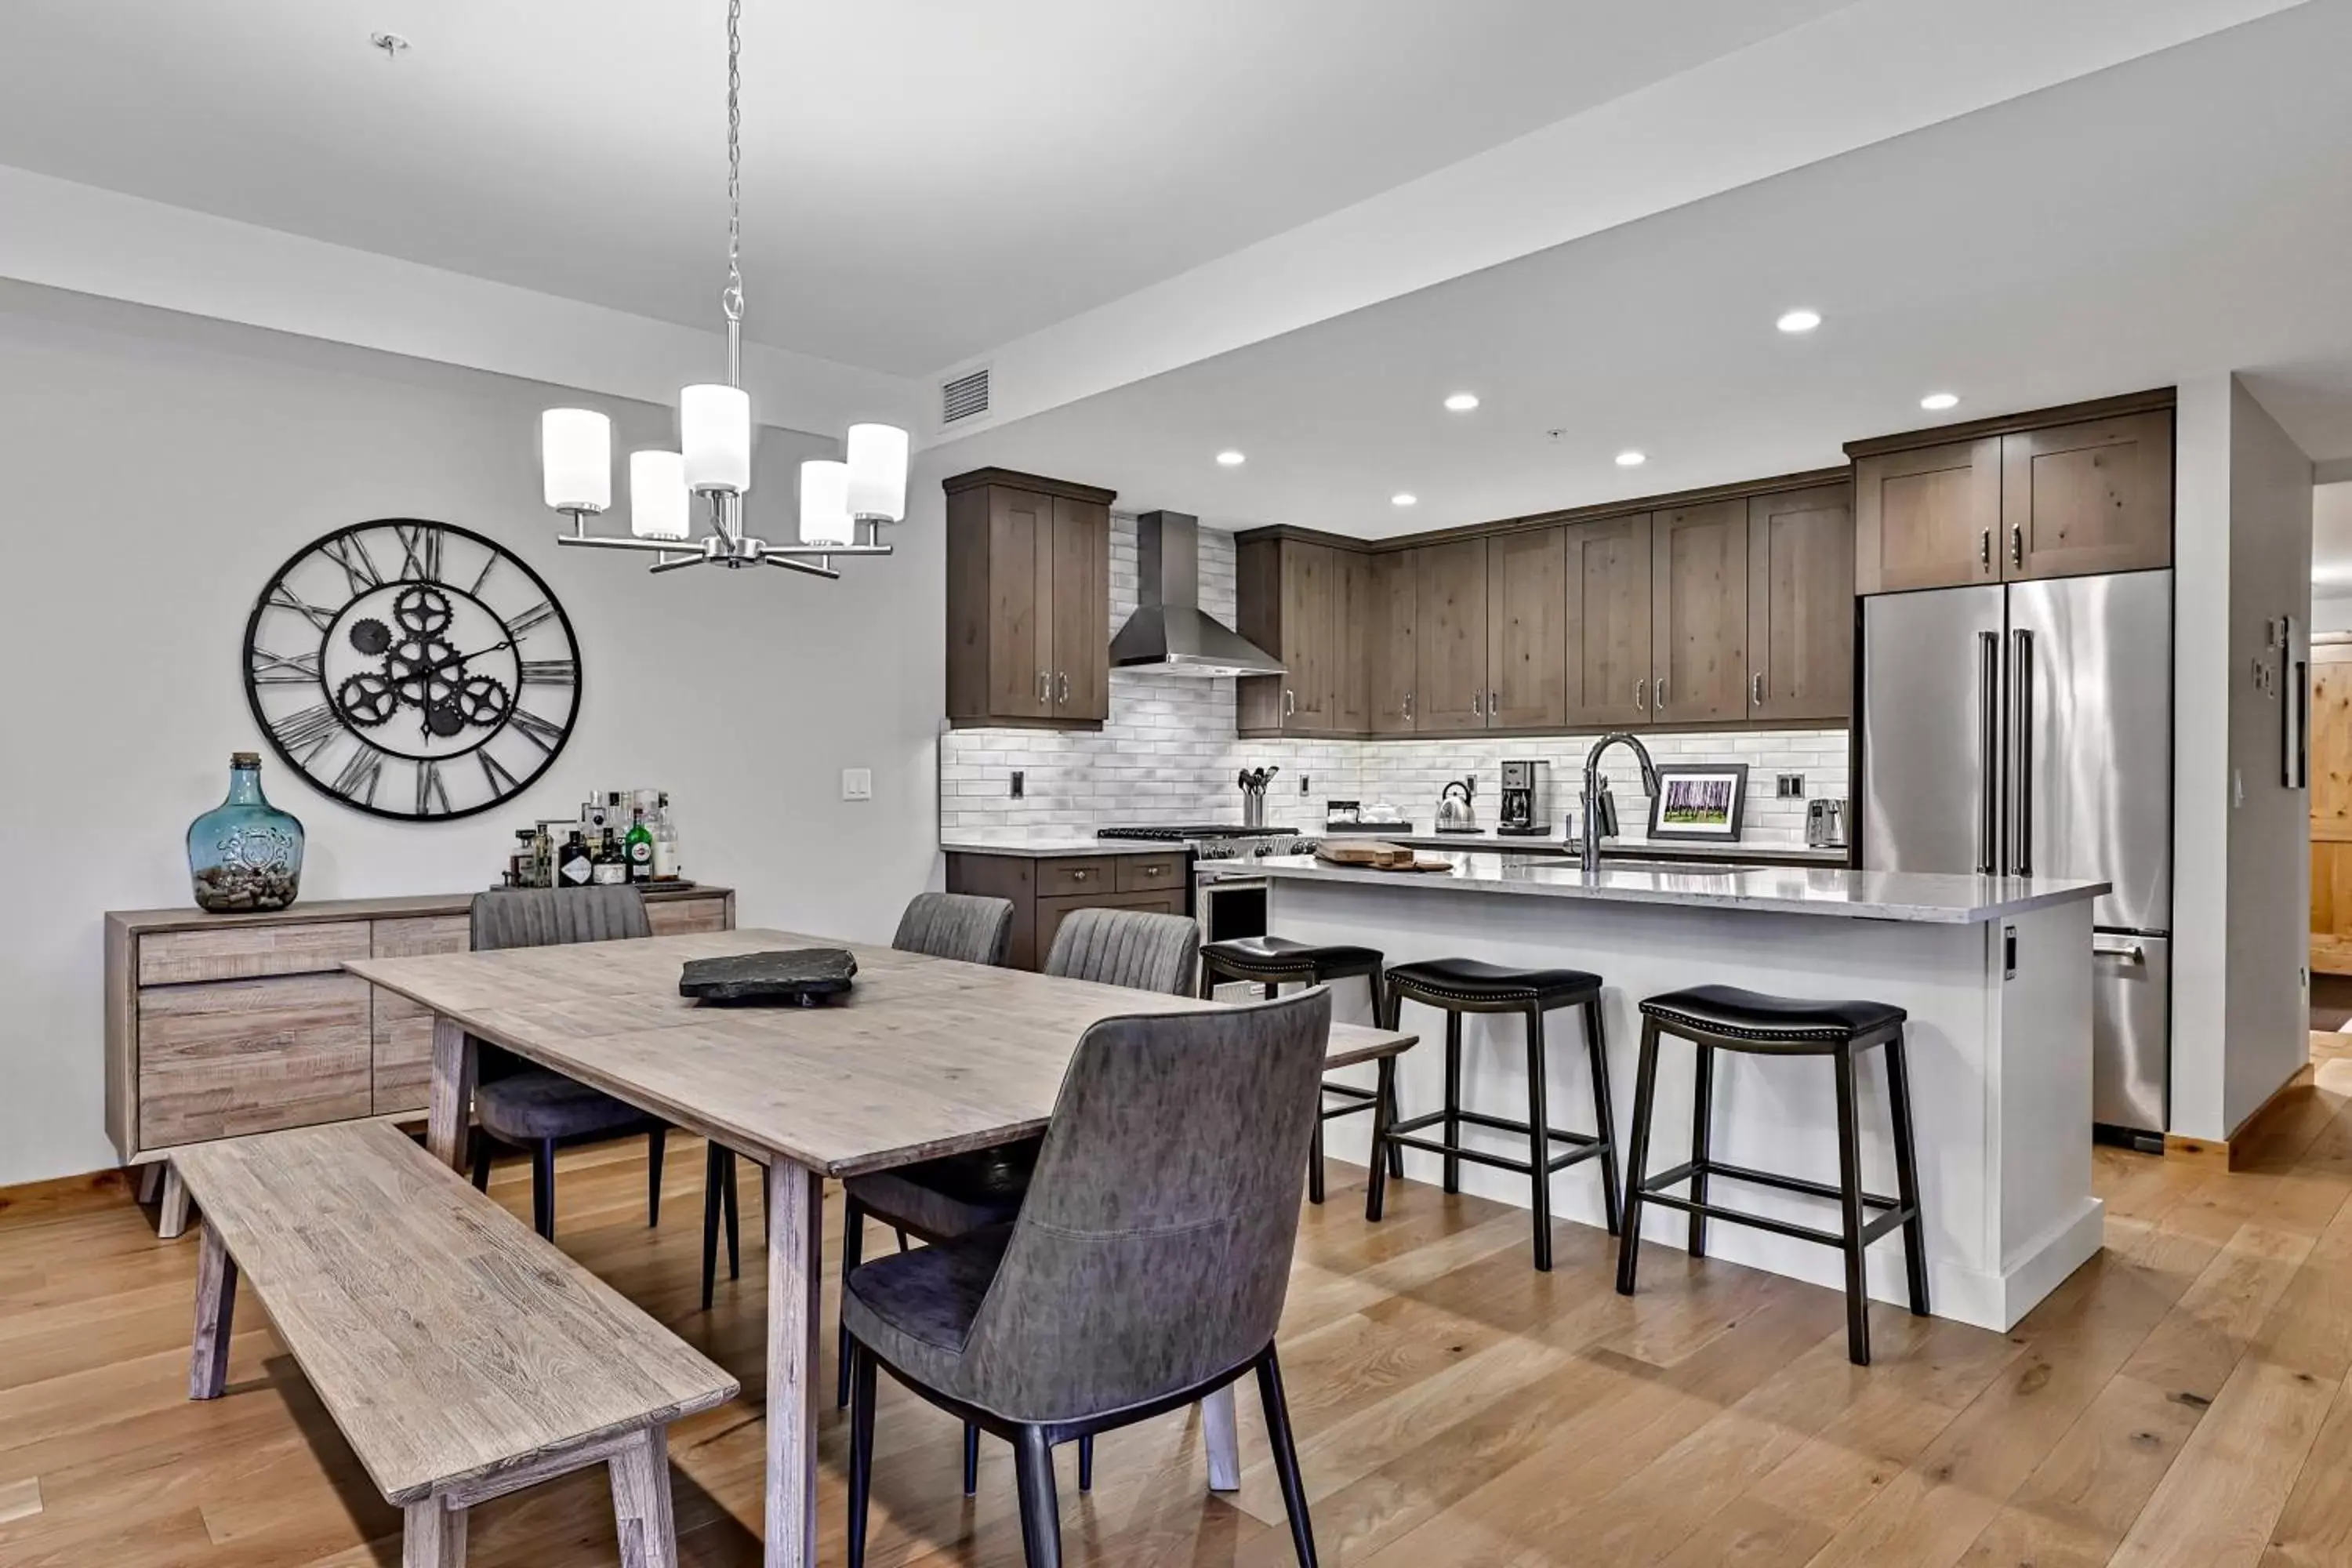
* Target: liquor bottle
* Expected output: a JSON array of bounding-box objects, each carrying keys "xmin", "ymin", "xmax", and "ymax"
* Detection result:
[
  {"xmin": 558, "ymin": 830, "xmax": 593, "ymax": 887},
  {"xmin": 591, "ymin": 841, "xmax": 628, "ymax": 885},
  {"xmin": 652, "ymin": 792, "xmax": 680, "ymax": 880},
  {"xmin": 625, "ymin": 809, "xmax": 654, "ymax": 883}
]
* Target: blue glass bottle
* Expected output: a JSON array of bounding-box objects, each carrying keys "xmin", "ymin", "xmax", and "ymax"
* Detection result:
[{"xmin": 187, "ymin": 752, "xmax": 305, "ymax": 913}]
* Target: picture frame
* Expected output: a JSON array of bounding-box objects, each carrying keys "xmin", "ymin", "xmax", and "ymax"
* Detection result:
[{"xmin": 1647, "ymin": 764, "xmax": 1748, "ymax": 840}]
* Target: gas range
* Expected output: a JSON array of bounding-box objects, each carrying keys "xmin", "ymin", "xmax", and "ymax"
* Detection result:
[{"xmin": 1095, "ymin": 825, "xmax": 1315, "ymax": 861}]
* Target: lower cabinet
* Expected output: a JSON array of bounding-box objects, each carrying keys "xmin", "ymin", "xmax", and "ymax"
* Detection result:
[
  {"xmin": 104, "ymin": 886, "xmax": 738, "ymax": 1163},
  {"xmin": 945, "ymin": 852, "xmax": 1189, "ymax": 972}
]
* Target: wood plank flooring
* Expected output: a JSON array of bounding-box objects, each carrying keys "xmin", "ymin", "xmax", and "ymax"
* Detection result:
[{"xmin": 9, "ymin": 1044, "xmax": 2352, "ymax": 1566}]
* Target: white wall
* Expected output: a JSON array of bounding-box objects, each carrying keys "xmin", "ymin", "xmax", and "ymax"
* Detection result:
[
  {"xmin": 2170, "ymin": 373, "xmax": 2314, "ymax": 1142},
  {"xmin": 0, "ymin": 283, "xmax": 943, "ymax": 1186}
]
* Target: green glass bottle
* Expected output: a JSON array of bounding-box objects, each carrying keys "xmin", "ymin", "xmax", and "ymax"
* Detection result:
[{"xmin": 625, "ymin": 808, "xmax": 655, "ymax": 883}]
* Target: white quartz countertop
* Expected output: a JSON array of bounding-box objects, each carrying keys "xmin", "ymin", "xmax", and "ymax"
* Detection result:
[
  {"xmin": 940, "ymin": 839, "xmax": 1182, "ymax": 858},
  {"xmin": 1331, "ymin": 829, "xmax": 1847, "ymax": 863},
  {"xmin": 1219, "ymin": 852, "xmax": 2107, "ymax": 924}
]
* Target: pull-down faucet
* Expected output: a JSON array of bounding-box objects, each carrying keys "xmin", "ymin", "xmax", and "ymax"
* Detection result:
[{"xmin": 1581, "ymin": 732, "xmax": 1661, "ymax": 873}]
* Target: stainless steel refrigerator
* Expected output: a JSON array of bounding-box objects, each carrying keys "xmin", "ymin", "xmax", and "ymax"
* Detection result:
[{"xmin": 1861, "ymin": 570, "xmax": 2172, "ymax": 1141}]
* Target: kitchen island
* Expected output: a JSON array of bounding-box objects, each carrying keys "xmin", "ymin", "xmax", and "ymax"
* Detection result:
[{"xmin": 1218, "ymin": 851, "xmax": 2110, "ymax": 1330}]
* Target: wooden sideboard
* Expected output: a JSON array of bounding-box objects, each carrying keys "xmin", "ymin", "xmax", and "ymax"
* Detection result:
[{"xmin": 103, "ymin": 885, "xmax": 735, "ymax": 1198}]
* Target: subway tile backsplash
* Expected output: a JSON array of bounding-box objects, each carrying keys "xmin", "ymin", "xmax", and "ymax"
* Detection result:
[{"xmin": 939, "ymin": 514, "xmax": 1849, "ymax": 845}]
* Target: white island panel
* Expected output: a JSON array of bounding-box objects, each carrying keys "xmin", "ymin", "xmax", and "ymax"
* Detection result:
[{"xmin": 1265, "ymin": 862, "xmax": 2101, "ymax": 1331}]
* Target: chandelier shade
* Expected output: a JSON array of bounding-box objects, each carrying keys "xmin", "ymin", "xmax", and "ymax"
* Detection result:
[
  {"xmin": 630, "ymin": 450, "xmax": 691, "ymax": 540},
  {"xmin": 847, "ymin": 423, "xmax": 910, "ymax": 521},
  {"xmin": 799, "ymin": 459, "xmax": 854, "ymax": 547},
  {"xmin": 542, "ymin": 409, "xmax": 612, "ymax": 513},
  {"xmin": 681, "ymin": 384, "xmax": 753, "ymax": 494}
]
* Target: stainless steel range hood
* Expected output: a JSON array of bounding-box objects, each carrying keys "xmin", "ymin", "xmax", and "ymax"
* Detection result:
[{"xmin": 1109, "ymin": 510, "xmax": 1286, "ymax": 677}]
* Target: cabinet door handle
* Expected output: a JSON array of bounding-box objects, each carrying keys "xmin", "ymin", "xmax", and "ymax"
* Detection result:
[
  {"xmin": 1037, "ymin": 670, "xmax": 1050, "ymax": 703},
  {"xmin": 1057, "ymin": 672, "xmax": 1069, "ymax": 706},
  {"xmin": 1656, "ymin": 676, "xmax": 1668, "ymax": 710},
  {"xmin": 1752, "ymin": 671, "xmax": 1766, "ymax": 706},
  {"xmin": 1284, "ymin": 687, "xmax": 1296, "ymax": 717},
  {"xmin": 1635, "ymin": 678, "xmax": 1647, "ymax": 712},
  {"xmin": 2010, "ymin": 525, "xmax": 2024, "ymax": 569},
  {"xmin": 1472, "ymin": 691, "xmax": 1483, "ymax": 718},
  {"xmin": 1980, "ymin": 528, "xmax": 1991, "ymax": 568},
  {"xmin": 1142, "ymin": 863, "xmax": 1164, "ymax": 876},
  {"xmin": 1489, "ymin": 689, "xmax": 1499, "ymax": 723},
  {"xmin": 1403, "ymin": 691, "xmax": 1414, "ymax": 720},
  {"xmin": 1071, "ymin": 867, "xmax": 1091, "ymax": 881}
]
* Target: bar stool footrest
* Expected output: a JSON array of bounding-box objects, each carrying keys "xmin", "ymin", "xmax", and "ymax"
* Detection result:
[{"xmin": 1635, "ymin": 1160, "xmax": 1917, "ymax": 1251}]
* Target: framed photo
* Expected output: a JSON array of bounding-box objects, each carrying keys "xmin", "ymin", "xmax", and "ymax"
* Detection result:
[{"xmin": 1647, "ymin": 764, "xmax": 1748, "ymax": 840}]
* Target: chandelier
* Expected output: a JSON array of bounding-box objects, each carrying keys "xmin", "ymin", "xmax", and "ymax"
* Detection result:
[{"xmin": 536, "ymin": 0, "xmax": 906, "ymax": 580}]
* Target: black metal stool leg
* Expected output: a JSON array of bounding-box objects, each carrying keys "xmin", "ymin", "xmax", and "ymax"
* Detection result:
[
  {"xmin": 531, "ymin": 1138, "xmax": 557, "ymax": 1241},
  {"xmin": 837, "ymin": 1195, "xmax": 866, "ymax": 1406},
  {"xmin": 1615, "ymin": 1020, "xmax": 1661, "ymax": 1297},
  {"xmin": 1199, "ymin": 960, "xmax": 1221, "ymax": 1000},
  {"xmin": 1442, "ymin": 1011, "xmax": 1464, "ymax": 1194},
  {"xmin": 1365, "ymin": 1053, "xmax": 1396, "ymax": 1223},
  {"xmin": 1832, "ymin": 1045, "xmax": 1872, "ymax": 1367},
  {"xmin": 1369, "ymin": 971, "xmax": 1404, "ymax": 1178},
  {"xmin": 1582, "ymin": 999, "xmax": 1621, "ymax": 1238},
  {"xmin": 1884, "ymin": 1029, "xmax": 1931, "ymax": 1317},
  {"xmin": 1523, "ymin": 1001, "xmax": 1555, "ymax": 1272},
  {"xmin": 1688, "ymin": 1043, "xmax": 1715, "ymax": 1260},
  {"xmin": 1308, "ymin": 1103, "xmax": 1327, "ymax": 1206}
]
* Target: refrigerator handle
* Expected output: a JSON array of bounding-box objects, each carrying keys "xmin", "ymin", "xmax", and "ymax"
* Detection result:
[
  {"xmin": 1977, "ymin": 630, "xmax": 2001, "ymax": 876},
  {"xmin": 2011, "ymin": 627, "xmax": 2034, "ymax": 877}
]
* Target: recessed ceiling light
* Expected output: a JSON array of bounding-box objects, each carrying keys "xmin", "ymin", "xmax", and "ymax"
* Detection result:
[
  {"xmin": 1391, "ymin": 492, "xmax": 1417, "ymax": 507},
  {"xmin": 1776, "ymin": 309, "xmax": 1822, "ymax": 334},
  {"xmin": 1215, "ymin": 449, "xmax": 1246, "ymax": 466},
  {"xmin": 1920, "ymin": 392, "xmax": 1960, "ymax": 411},
  {"xmin": 1615, "ymin": 450, "xmax": 1646, "ymax": 468},
  {"xmin": 1443, "ymin": 392, "xmax": 1480, "ymax": 412}
]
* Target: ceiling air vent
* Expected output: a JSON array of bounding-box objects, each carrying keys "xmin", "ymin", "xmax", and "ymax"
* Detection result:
[{"xmin": 940, "ymin": 366, "xmax": 991, "ymax": 426}]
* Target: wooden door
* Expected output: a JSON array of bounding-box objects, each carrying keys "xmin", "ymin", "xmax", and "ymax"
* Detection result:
[
  {"xmin": 2312, "ymin": 637, "xmax": 2352, "ymax": 975},
  {"xmin": 1369, "ymin": 550, "xmax": 1417, "ymax": 733},
  {"xmin": 1051, "ymin": 496, "xmax": 1109, "ymax": 720},
  {"xmin": 1563, "ymin": 514, "xmax": 1653, "ymax": 728},
  {"xmin": 1333, "ymin": 547, "xmax": 1372, "ymax": 734},
  {"xmin": 1651, "ymin": 500, "xmax": 1749, "ymax": 724},
  {"xmin": 1854, "ymin": 437, "xmax": 2001, "ymax": 593},
  {"xmin": 1282, "ymin": 543, "xmax": 1336, "ymax": 733},
  {"xmin": 1414, "ymin": 538, "xmax": 1489, "ymax": 731},
  {"xmin": 2002, "ymin": 411, "xmax": 2173, "ymax": 580},
  {"xmin": 1747, "ymin": 484, "xmax": 1856, "ymax": 723},
  {"xmin": 990, "ymin": 486, "xmax": 1056, "ymax": 720},
  {"xmin": 1486, "ymin": 528, "xmax": 1566, "ymax": 729}
]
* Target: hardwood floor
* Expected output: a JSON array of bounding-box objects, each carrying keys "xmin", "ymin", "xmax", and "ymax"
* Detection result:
[{"xmin": 9, "ymin": 1046, "xmax": 2352, "ymax": 1566}]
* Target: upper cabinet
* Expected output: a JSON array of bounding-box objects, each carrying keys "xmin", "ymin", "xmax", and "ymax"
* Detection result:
[
  {"xmin": 1238, "ymin": 536, "xmax": 1370, "ymax": 737},
  {"xmin": 945, "ymin": 469, "xmax": 1115, "ymax": 729},
  {"xmin": 1414, "ymin": 538, "xmax": 1490, "ymax": 731},
  {"xmin": 1562, "ymin": 514, "xmax": 1653, "ymax": 729},
  {"xmin": 1368, "ymin": 550, "xmax": 1417, "ymax": 734},
  {"xmin": 1650, "ymin": 499, "xmax": 1750, "ymax": 724},
  {"xmin": 1748, "ymin": 484, "xmax": 1855, "ymax": 723},
  {"xmin": 1853, "ymin": 395, "xmax": 2173, "ymax": 593},
  {"xmin": 1486, "ymin": 528, "xmax": 1566, "ymax": 730}
]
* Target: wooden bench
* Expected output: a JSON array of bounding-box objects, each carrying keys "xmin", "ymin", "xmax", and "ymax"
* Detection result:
[{"xmin": 171, "ymin": 1121, "xmax": 738, "ymax": 1567}]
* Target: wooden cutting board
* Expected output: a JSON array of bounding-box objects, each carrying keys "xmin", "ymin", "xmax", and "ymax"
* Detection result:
[{"xmin": 1315, "ymin": 841, "xmax": 1456, "ymax": 873}]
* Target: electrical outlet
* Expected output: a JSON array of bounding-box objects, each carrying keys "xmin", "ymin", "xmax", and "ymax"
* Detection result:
[
  {"xmin": 1010, "ymin": 770, "xmax": 1024, "ymax": 800},
  {"xmin": 1301, "ymin": 775, "xmax": 1310, "ymax": 794},
  {"xmin": 1776, "ymin": 773, "xmax": 1805, "ymax": 799},
  {"xmin": 840, "ymin": 768, "xmax": 873, "ymax": 802}
]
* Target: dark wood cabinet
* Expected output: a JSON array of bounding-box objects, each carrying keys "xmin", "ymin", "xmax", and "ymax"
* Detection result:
[
  {"xmin": 1748, "ymin": 484, "xmax": 1855, "ymax": 723},
  {"xmin": 1486, "ymin": 526, "xmax": 1566, "ymax": 730},
  {"xmin": 1414, "ymin": 538, "xmax": 1489, "ymax": 731},
  {"xmin": 1854, "ymin": 437, "xmax": 2001, "ymax": 594},
  {"xmin": 2002, "ymin": 410, "xmax": 2173, "ymax": 580},
  {"xmin": 1237, "ymin": 537, "xmax": 1362, "ymax": 736},
  {"xmin": 945, "ymin": 851, "xmax": 1185, "ymax": 973},
  {"xmin": 1651, "ymin": 499, "xmax": 1750, "ymax": 724},
  {"xmin": 945, "ymin": 469, "xmax": 1115, "ymax": 729},
  {"xmin": 1369, "ymin": 550, "xmax": 1417, "ymax": 734},
  {"xmin": 1562, "ymin": 513, "xmax": 1653, "ymax": 730},
  {"xmin": 1334, "ymin": 548, "xmax": 1372, "ymax": 733}
]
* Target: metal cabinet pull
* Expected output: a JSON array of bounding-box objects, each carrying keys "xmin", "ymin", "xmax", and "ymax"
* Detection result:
[
  {"xmin": 1403, "ymin": 691, "xmax": 1414, "ymax": 720},
  {"xmin": 1057, "ymin": 671, "xmax": 1069, "ymax": 706},
  {"xmin": 2092, "ymin": 937, "xmax": 2146, "ymax": 963},
  {"xmin": 1489, "ymin": 689, "xmax": 1498, "ymax": 721},
  {"xmin": 1071, "ymin": 867, "xmax": 1091, "ymax": 881},
  {"xmin": 1980, "ymin": 528, "xmax": 1991, "ymax": 568},
  {"xmin": 1284, "ymin": 688, "xmax": 1296, "ymax": 717},
  {"xmin": 1635, "ymin": 678, "xmax": 1647, "ymax": 711},
  {"xmin": 1752, "ymin": 671, "xmax": 1766, "ymax": 706},
  {"xmin": 2010, "ymin": 525, "xmax": 2024, "ymax": 569},
  {"xmin": 1472, "ymin": 691, "xmax": 1483, "ymax": 719},
  {"xmin": 1655, "ymin": 676, "xmax": 1668, "ymax": 710},
  {"xmin": 1037, "ymin": 670, "xmax": 1050, "ymax": 703}
]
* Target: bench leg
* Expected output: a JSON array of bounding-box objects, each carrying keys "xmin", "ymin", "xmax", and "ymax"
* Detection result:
[
  {"xmin": 158, "ymin": 1164, "xmax": 193, "ymax": 1241},
  {"xmin": 189, "ymin": 1221, "xmax": 237, "ymax": 1399},
  {"xmin": 611, "ymin": 1427, "xmax": 678, "ymax": 1568},
  {"xmin": 402, "ymin": 1498, "xmax": 467, "ymax": 1567}
]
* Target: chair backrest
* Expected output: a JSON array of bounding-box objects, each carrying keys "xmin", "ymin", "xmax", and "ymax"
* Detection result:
[
  {"xmin": 958, "ymin": 987, "xmax": 1332, "ymax": 1421},
  {"xmin": 470, "ymin": 886, "xmax": 652, "ymax": 953},
  {"xmin": 892, "ymin": 891, "xmax": 1014, "ymax": 967},
  {"xmin": 1042, "ymin": 907, "xmax": 1200, "ymax": 996}
]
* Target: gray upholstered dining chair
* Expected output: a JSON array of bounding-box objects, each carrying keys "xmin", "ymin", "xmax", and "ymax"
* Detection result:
[
  {"xmin": 843, "ymin": 987, "xmax": 1332, "ymax": 1568},
  {"xmin": 699, "ymin": 892, "xmax": 1018, "ymax": 1312},
  {"xmin": 830, "ymin": 902, "xmax": 1198, "ymax": 1497},
  {"xmin": 465, "ymin": 887, "xmax": 670, "ymax": 1242}
]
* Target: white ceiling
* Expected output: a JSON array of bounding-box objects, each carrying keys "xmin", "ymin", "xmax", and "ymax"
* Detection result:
[
  {"xmin": 944, "ymin": 1, "xmax": 2352, "ymax": 537},
  {"xmin": 0, "ymin": 0, "xmax": 1849, "ymax": 376}
]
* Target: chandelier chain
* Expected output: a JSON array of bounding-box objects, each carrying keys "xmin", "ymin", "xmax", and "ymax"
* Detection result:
[{"xmin": 722, "ymin": 0, "xmax": 744, "ymax": 326}]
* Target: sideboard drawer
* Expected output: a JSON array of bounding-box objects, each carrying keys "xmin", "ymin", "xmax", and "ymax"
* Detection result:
[
  {"xmin": 647, "ymin": 895, "xmax": 732, "ymax": 936},
  {"xmin": 1117, "ymin": 854, "xmax": 1186, "ymax": 893},
  {"xmin": 138, "ymin": 920, "xmax": 372, "ymax": 987},
  {"xmin": 369, "ymin": 915, "xmax": 473, "ymax": 1114},
  {"xmin": 1039, "ymin": 858, "xmax": 1117, "ymax": 897},
  {"xmin": 137, "ymin": 973, "xmax": 374, "ymax": 1148}
]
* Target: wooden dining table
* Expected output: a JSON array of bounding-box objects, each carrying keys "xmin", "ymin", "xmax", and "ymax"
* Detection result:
[{"xmin": 346, "ymin": 926, "xmax": 1417, "ymax": 1568}]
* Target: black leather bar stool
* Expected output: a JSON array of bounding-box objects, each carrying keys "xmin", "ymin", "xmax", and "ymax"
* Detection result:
[
  {"xmin": 1366, "ymin": 957, "xmax": 1620, "ymax": 1270},
  {"xmin": 1200, "ymin": 935, "xmax": 1403, "ymax": 1203},
  {"xmin": 1616, "ymin": 984, "xmax": 1929, "ymax": 1367}
]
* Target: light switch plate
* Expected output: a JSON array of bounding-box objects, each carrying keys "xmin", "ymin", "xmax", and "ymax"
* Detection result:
[{"xmin": 841, "ymin": 768, "xmax": 873, "ymax": 802}]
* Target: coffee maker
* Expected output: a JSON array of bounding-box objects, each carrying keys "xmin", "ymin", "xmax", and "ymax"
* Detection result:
[{"xmin": 1497, "ymin": 759, "xmax": 1553, "ymax": 836}]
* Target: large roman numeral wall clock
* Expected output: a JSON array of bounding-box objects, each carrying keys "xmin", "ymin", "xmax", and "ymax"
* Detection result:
[{"xmin": 241, "ymin": 520, "xmax": 582, "ymax": 821}]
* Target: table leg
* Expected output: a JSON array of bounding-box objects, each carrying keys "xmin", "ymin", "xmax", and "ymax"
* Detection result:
[
  {"xmin": 764, "ymin": 1158, "xmax": 824, "ymax": 1568},
  {"xmin": 1203, "ymin": 1383, "xmax": 1242, "ymax": 1491},
  {"xmin": 426, "ymin": 1016, "xmax": 477, "ymax": 1172}
]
